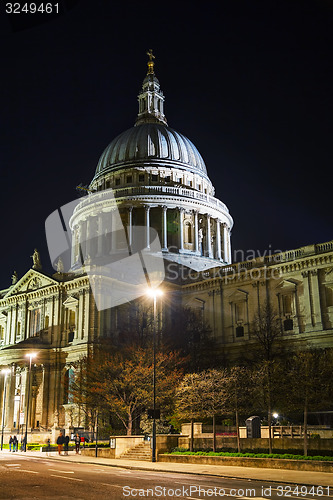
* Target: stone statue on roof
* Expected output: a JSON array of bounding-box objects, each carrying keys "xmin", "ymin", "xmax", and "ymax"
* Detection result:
[
  {"xmin": 31, "ymin": 249, "xmax": 42, "ymax": 270},
  {"xmin": 11, "ymin": 271, "xmax": 18, "ymax": 285},
  {"xmin": 56, "ymin": 257, "xmax": 64, "ymax": 274}
]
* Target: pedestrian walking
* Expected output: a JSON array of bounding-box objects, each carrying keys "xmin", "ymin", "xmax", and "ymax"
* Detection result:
[
  {"xmin": 21, "ymin": 435, "xmax": 26, "ymax": 452},
  {"xmin": 12, "ymin": 435, "xmax": 18, "ymax": 452},
  {"xmin": 9, "ymin": 436, "xmax": 13, "ymax": 452},
  {"xmin": 75, "ymin": 433, "xmax": 80, "ymax": 454},
  {"xmin": 46, "ymin": 438, "xmax": 51, "ymax": 456},
  {"xmin": 64, "ymin": 435, "xmax": 69, "ymax": 455},
  {"xmin": 56, "ymin": 432, "xmax": 64, "ymax": 455}
]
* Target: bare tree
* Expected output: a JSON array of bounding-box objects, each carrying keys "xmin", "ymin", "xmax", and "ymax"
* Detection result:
[
  {"xmin": 175, "ymin": 373, "xmax": 204, "ymax": 451},
  {"xmin": 251, "ymin": 300, "xmax": 283, "ymax": 453},
  {"xmin": 284, "ymin": 350, "xmax": 333, "ymax": 456},
  {"xmin": 224, "ymin": 366, "xmax": 258, "ymax": 453}
]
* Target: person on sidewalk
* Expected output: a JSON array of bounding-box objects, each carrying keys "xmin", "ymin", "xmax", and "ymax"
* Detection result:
[
  {"xmin": 74, "ymin": 433, "xmax": 80, "ymax": 454},
  {"xmin": 56, "ymin": 432, "xmax": 64, "ymax": 455},
  {"xmin": 63, "ymin": 434, "xmax": 69, "ymax": 455},
  {"xmin": 12, "ymin": 435, "xmax": 18, "ymax": 452},
  {"xmin": 9, "ymin": 436, "xmax": 13, "ymax": 452},
  {"xmin": 21, "ymin": 435, "xmax": 26, "ymax": 452}
]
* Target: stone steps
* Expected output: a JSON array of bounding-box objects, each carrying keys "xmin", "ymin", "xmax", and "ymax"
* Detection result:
[{"xmin": 120, "ymin": 442, "xmax": 152, "ymax": 461}]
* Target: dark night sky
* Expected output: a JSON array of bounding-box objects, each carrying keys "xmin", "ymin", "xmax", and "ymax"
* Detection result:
[{"xmin": 0, "ymin": 0, "xmax": 332, "ymax": 288}]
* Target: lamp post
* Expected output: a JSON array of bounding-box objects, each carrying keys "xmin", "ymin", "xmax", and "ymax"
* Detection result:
[
  {"xmin": 1, "ymin": 368, "xmax": 11, "ymax": 451},
  {"xmin": 24, "ymin": 353, "xmax": 37, "ymax": 452},
  {"xmin": 146, "ymin": 288, "xmax": 163, "ymax": 463}
]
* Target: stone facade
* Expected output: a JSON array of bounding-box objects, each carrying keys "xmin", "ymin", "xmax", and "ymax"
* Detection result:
[{"xmin": 0, "ymin": 55, "xmax": 332, "ymax": 442}]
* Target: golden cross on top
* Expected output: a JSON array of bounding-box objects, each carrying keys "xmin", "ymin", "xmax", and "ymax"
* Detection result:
[{"xmin": 147, "ymin": 49, "xmax": 155, "ymax": 62}]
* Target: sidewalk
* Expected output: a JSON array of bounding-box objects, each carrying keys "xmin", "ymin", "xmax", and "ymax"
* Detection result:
[{"xmin": 1, "ymin": 449, "xmax": 333, "ymax": 487}]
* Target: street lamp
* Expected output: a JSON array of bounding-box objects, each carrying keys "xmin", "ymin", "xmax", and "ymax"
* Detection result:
[
  {"xmin": 24, "ymin": 353, "xmax": 37, "ymax": 452},
  {"xmin": 1, "ymin": 368, "xmax": 11, "ymax": 451},
  {"xmin": 146, "ymin": 288, "xmax": 163, "ymax": 463}
]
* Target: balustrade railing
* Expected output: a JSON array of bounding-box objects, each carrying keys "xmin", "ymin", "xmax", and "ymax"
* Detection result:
[{"xmin": 75, "ymin": 185, "xmax": 229, "ymax": 214}]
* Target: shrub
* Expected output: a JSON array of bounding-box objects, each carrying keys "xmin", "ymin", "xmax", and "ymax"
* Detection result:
[{"xmin": 168, "ymin": 450, "xmax": 333, "ymax": 461}]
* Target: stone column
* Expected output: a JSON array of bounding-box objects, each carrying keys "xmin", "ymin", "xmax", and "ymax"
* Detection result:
[
  {"xmin": 222, "ymin": 223, "xmax": 228, "ymax": 263},
  {"xmin": 110, "ymin": 211, "xmax": 117, "ymax": 252},
  {"xmin": 6, "ymin": 365, "xmax": 16, "ymax": 429},
  {"xmin": 227, "ymin": 227, "xmax": 232, "ymax": 264},
  {"xmin": 4, "ymin": 367, "xmax": 14, "ymax": 429},
  {"xmin": 41, "ymin": 364, "xmax": 50, "ymax": 428},
  {"xmin": 145, "ymin": 206, "xmax": 151, "ymax": 249},
  {"xmin": 179, "ymin": 208, "xmax": 184, "ymax": 252},
  {"xmin": 71, "ymin": 226, "xmax": 77, "ymax": 266},
  {"xmin": 194, "ymin": 211, "xmax": 199, "ymax": 254},
  {"xmin": 207, "ymin": 215, "xmax": 213, "ymax": 258},
  {"xmin": 216, "ymin": 220, "xmax": 222, "ymax": 260},
  {"xmin": 162, "ymin": 206, "xmax": 168, "ymax": 251},
  {"xmin": 305, "ymin": 270, "xmax": 323, "ymax": 329},
  {"xmin": 75, "ymin": 225, "xmax": 82, "ymax": 265},
  {"xmin": 128, "ymin": 207, "xmax": 133, "ymax": 248},
  {"xmin": 96, "ymin": 214, "xmax": 104, "ymax": 257},
  {"xmin": 79, "ymin": 220, "xmax": 87, "ymax": 260}
]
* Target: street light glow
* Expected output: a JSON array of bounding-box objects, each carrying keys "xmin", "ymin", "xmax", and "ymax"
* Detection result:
[
  {"xmin": 25, "ymin": 352, "xmax": 37, "ymax": 360},
  {"xmin": 146, "ymin": 288, "xmax": 163, "ymax": 299},
  {"xmin": 273, "ymin": 412, "xmax": 279, "ymax": 419}
]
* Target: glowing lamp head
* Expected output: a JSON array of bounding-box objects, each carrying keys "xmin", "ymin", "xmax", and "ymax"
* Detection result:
[
  {"xmin": 146, "ymin": 288, "xmax": 163, "ymax": 299},
  {"xmin": 25, "ymin": 352, "xmax": 37, "ymax": 361},
  {"xmin": 273, "ymin": 413, "xmax": 279, "ymax": 419}
]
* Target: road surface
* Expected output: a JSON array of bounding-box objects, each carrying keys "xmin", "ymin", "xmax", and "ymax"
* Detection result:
[{"xmin": 0, "ymin": 453, "xmax": 331, "ymax": 499}]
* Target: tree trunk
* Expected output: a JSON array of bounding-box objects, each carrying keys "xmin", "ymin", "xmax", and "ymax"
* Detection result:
[
  {"xmin": 190, "ymin": 419, "xmax": 194, "ymax": 452},
  {"xmin": 212, "ymin": 415, "xmax": 216, "ymax": 452},
  {"xmin": 267, "ymin": 365, "xmax": 273, "ymax": 454},
  {"xmin": 235, "ymin": 408, "xmax": 241, "ymax": 453},
  {"xmin": 268, "ymin": 405, "xmax": 272, "ymax": 454},
  {"xmin": 127, "ymin": 414, "xmax": 133, "ymax": 436},
  {"xmin": 303, "ymin": 399, "xmax": 308, "ymax": 456}
]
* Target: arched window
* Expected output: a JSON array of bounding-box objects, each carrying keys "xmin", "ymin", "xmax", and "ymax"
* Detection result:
[{"xmin": 63, "ymin": 368, "xmax": 75, "ymax": 404}]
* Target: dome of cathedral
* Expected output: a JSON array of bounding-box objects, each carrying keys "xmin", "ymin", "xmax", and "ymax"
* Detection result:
[{"xmin": 93, "ymin": 123, "xmax": 208, "ymax": 181}]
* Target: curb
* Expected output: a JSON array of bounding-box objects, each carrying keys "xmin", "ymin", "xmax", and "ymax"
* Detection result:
[{"xmin": 16, "ymin": 452, "xmax": 332, "ymax": 487}]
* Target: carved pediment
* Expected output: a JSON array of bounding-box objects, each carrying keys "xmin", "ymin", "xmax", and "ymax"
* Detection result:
[
  {"xmin": 3, "ymin": 269, "xmax": 59, "ymax": 298},
  {"xmin": 63, "ymin": 296, "xmax": 79, "ymax": 309},
  {"xmin": 228, "ymin": 289, "xmax": 248, "ymax": 303},
  {"xmin": 275, "ymin": 278, "xmax": 301, "ymax": 292}
]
